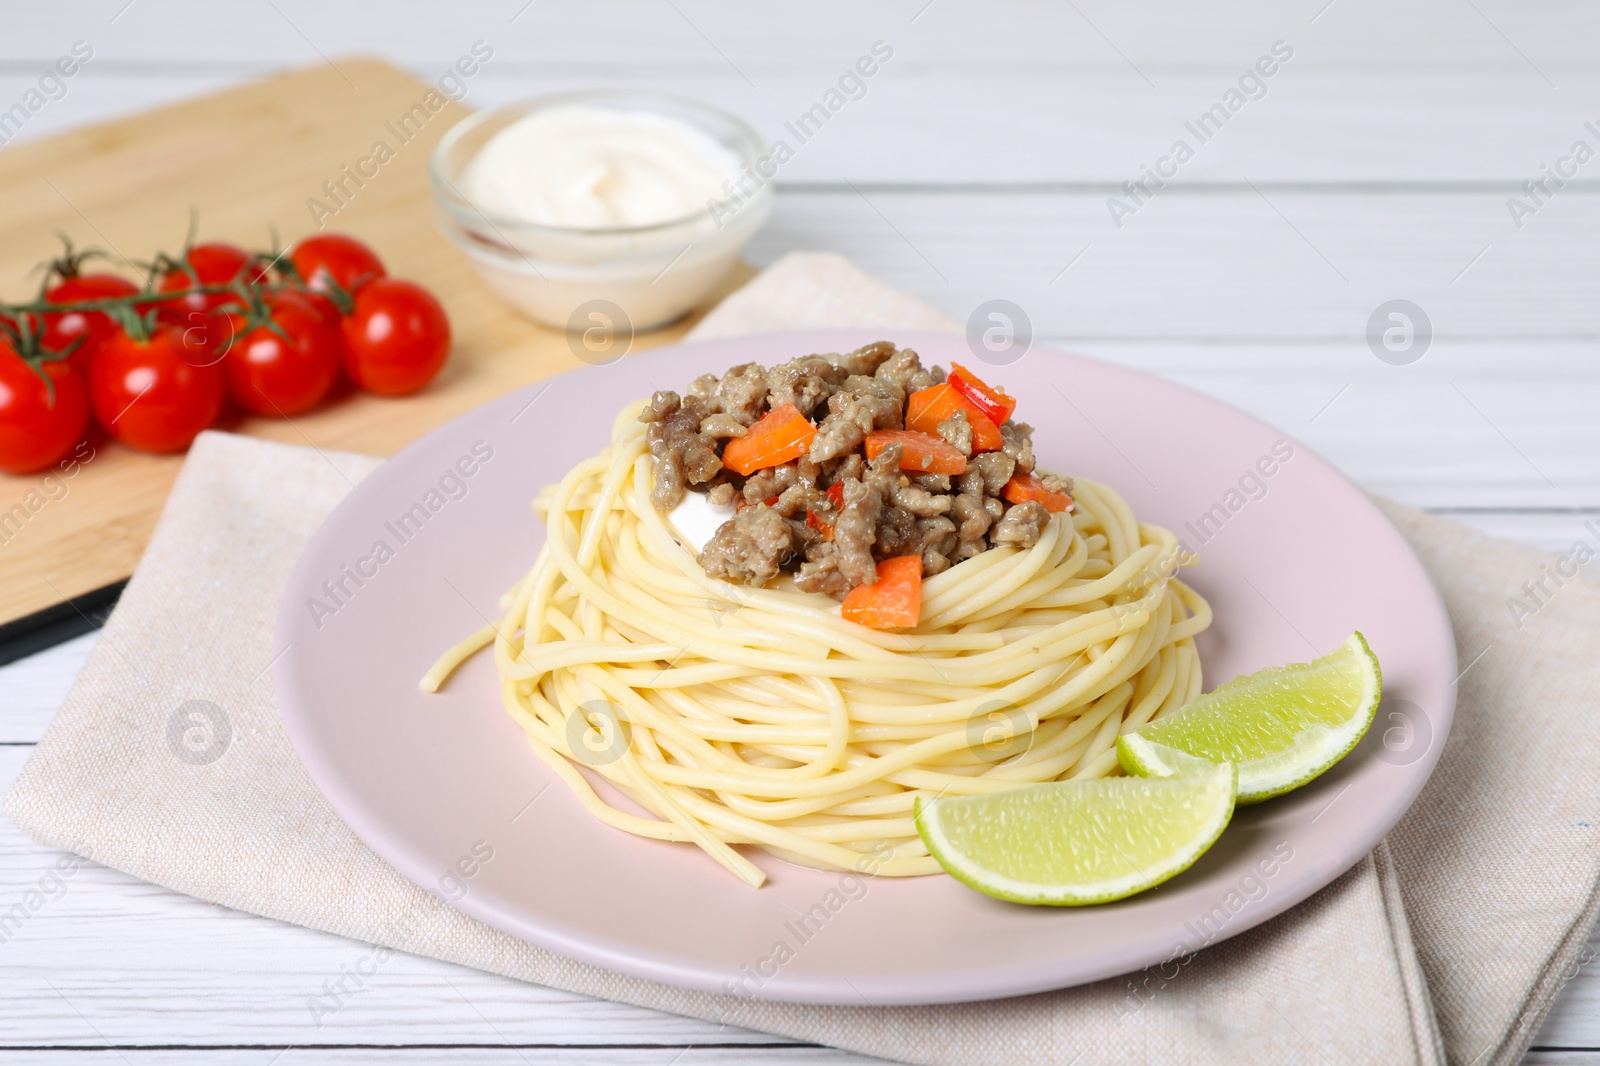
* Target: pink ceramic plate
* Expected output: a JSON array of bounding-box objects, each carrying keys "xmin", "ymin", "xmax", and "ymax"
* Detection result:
[{"xmin": 275, "ymin": 331, "xmax": 1455, "ymax": 1005}]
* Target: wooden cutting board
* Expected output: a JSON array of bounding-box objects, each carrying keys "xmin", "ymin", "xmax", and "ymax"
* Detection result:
[{"xmin": 0, "ymin": 59, "xmax": 752, "ymax": 637}]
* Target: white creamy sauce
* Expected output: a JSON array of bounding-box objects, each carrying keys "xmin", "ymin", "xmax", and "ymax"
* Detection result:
[
  {"xmin": 667, "ymin": 490, "xmax": 737, "ymax": 555},
  {"xmin": 464, "ymin": 105, "xmax": 741, "ymax": 229}
]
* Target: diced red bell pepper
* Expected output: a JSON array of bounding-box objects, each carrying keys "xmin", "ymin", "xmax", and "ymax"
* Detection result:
[{"xmin": 948, "ymin": 362, "xmax": 1017, "ymax": 427}]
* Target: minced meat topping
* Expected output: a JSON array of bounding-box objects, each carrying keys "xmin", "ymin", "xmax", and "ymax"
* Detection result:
[{"xmin": 642, "ymin": 341, "xmax": 1073, "ymax": 597}]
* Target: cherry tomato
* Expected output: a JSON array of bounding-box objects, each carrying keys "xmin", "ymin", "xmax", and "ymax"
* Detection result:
[
  {"xmin": 0, "ymin": 344, "xmax": 89, "ymax": 474},
  {"xmin": 42, "ymin": 273, "xmax": 141, "ymax": 376},
  {"xmin": 89, "ymin": 326, "xmax": 224, "ymax": 453},
  {"xmin": 241, "ymin": 252, "xmax": 279, "ymax": 286},
  {"xmin": 156, "ymin": 242, "xmax": 251, "ymax": 325},
  {"xmin": 341, "ymin": 278, "xmax": 450, "ymax": 396},
  {"xmin": 298, "ymin": 288, "xmax": 343, "ymax": 329},
  {"xmin": 290, "ymin": 234, "xmax": 386, "ymax": 296},
  {"xmin": 223, "ymin": 290, "xmax": 341, "ymax": 416}
]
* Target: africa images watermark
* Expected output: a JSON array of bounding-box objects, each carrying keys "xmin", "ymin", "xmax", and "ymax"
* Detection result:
[
  {"xmin": 306, "ymin": 440, "xmax": 495, "ymax": 629},
  {"xmin": 0, "ymin": 40, "xmax": 95, "ymax": 146},
  {"xmin": 1505, "ymin": 119, "xmax": 1600, "ymax": 230},
  {"xmin": 708, "ymin": 40, "xmax": 895, "ymax": 228},
  {"xmin": 166, "ymin": 699, "xmax": 232, "ymax": 765},
  {"xmin": 307, "ymin": 41, "xmax": 495, "ymax": 228},
  {"xmin": 711, "ymin": 840, "xmax": 895, "ymax": 1013},
  {"xmin": 0, "ymin": 848, "xmax": 94, "ymax": 948},
  {"xmin": 1177, "ymin": 439, "xmax": 1296, "ymax": 552},
  {"xmin": 1114, "ymin": 840, "xmax": 1296, "ymax": 1024},
  {"xmin": 1505, "ymin": 519, "xmax": 1600, "ymax": 630},
  {"xmin": 1096, "ymin": 439, "xmax": 1300, "ymax": 626},
  {"xmin": 0, "ymin": 441, "xmax": 95, "ymax": 549},
  {"xmin": 306, "ymin": 839, "xmax": 495, "ymax": 1026},
  {"xmin": 1107, "ymin": 40, "xmax": 1295, "ymax": 229},
  {"xmin": 1366, "ymin": 299, "xmax": 1432, "ymax": 366}
]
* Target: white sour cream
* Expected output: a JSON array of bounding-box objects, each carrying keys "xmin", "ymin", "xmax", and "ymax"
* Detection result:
[
  {"xmin": 667, "ymin": 490, "xmax": 737, "ymax": 555},
  {"xmin": 464, "ymin": 105, "xmax": 742, "ymax": 230}
]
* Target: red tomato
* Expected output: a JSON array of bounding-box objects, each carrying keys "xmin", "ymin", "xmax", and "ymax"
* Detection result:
[
  {"xmin": 241, "ymin": 252, "xmax": 279, "ymax": 286},
  {"xmin": 166, "ymin": 307, "xmax": 236, "ymax": 371},
  {"xmin": 299, "ymin": 289, "xmax": 343, "ymax": 328},
  {"xmin": 89, "ymin": 327, "xmax": 224, "ymax": 453},
  {"xmin": 156, "ymin": 242, "xmax": 251, "ymax": 324},
  {"xmin": 291, "ymin": 234, "xmax": 386, "ymax": 296},
  {"xmin": 42, "ymin": 273, "xmax": 140, "ymax": 376},
  {"xmin": 0, "ymin": 345, "xmax": 89, "ymax": 474},
  {"xmin": 340, "ymin": 278, "xmax": 450, "ymax": 396},
  {"xmin": 223, "ymin": 290, "xmax": 341, "ymax": 416}
]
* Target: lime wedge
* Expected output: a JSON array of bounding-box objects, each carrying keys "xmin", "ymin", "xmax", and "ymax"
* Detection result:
[
  {"xmin": 1117, "ymin": 632, "xmax": 1381, "ymax": 804},
  {"xmin": 914, "ymin": 763, "xmax": 1236, "ymax": 905}
]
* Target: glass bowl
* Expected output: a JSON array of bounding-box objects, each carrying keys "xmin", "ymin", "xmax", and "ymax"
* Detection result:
[{"xmin": 430, "ymin": 89, "xmax": 773, "ymax": 332}]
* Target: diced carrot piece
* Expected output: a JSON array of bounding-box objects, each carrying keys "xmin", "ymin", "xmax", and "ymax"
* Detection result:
[
  {"xmin": 905, "ymin": 383, "xmax": 957, "ymax": 430},
  {"xmin": 864, "ymin": 429, "xmax": 968, "ymax": 475},
  {"xmin": 1002, "ymin": 472, "xmax": 1074, "ymax": 512},
  {"xmin": 722, "ymin": 404, "xmax": 817, "ymax": 476},
  {"xmin": 840, "ymin": 555, "xmax": 923, "ymax": 629},
  {"xmin": 905, "ymin": 383, "xmax": 1002, "ymax": 452},
  {"xmin": 949, "ymin": 362, "xmax": 1017, "ymax": 426}
]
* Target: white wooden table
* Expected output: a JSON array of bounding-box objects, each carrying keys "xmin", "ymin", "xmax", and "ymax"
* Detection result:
[{"xmin": 2, "ymin": 2, "xmax": 1597, "ymax": 1061}]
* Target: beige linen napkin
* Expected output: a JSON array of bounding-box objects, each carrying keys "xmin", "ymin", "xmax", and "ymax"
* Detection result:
[{"xmin": 8, "ymin": 253, "xmax": 1598, "ymax": 1065}]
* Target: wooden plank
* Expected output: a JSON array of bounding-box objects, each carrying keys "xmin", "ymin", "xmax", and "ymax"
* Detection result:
[
  {"xmin": 1124, "ymin": 366, "xmax": 1600, "ymax": 510},
  {"xmin": 747, "ymin": 191, "xmax": 1600, "ymax": 340},
  {"xmin": 0, "ymin": 632, "xmax": 93, "ymax": 743},
  {"xmin": 7, "ymin": 0, "xmax": 1600, "ymax": 186},
  {"xmin": 9, "ymin": 0, "xmax": 1596, "ymax": 72},
  {"xmin": 0, "ymin": 665, "xmax": 64, "ymax": 744},
  {"xmin": 6, "ymin": 64, "xmax": 1600, "ymax": 184},
  {"xmin": 0, "ymin": 59, "xmax": 755, "ymax": 630},
  {"xmin": 0, "ymin": 735, "xmax": 1593, "ymax": 1053},
  {"xmin": 1042, "ymin": 347, "xmax": 1599, "ymax": 510},
  {"xmin": 0, "ymin": 1052, "xmax": 873, "ymax": 1065},
  {"xmin": 0, "ymin": 753, "xmax": 801, "ymax": 1051}
]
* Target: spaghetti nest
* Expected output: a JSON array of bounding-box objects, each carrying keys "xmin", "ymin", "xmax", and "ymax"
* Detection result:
[{"xmin": 424, "ymin": 402, "xmax": 1212, "ymax": 887}]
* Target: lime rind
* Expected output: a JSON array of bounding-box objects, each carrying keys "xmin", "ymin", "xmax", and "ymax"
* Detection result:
[
  {"xmin": 1117, "ymin": 632, "xmax": 1381, "ymax": 804},
  {"xmin": 914, "ymin": 763, "xmax": 1237, "ymax": 906}
]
